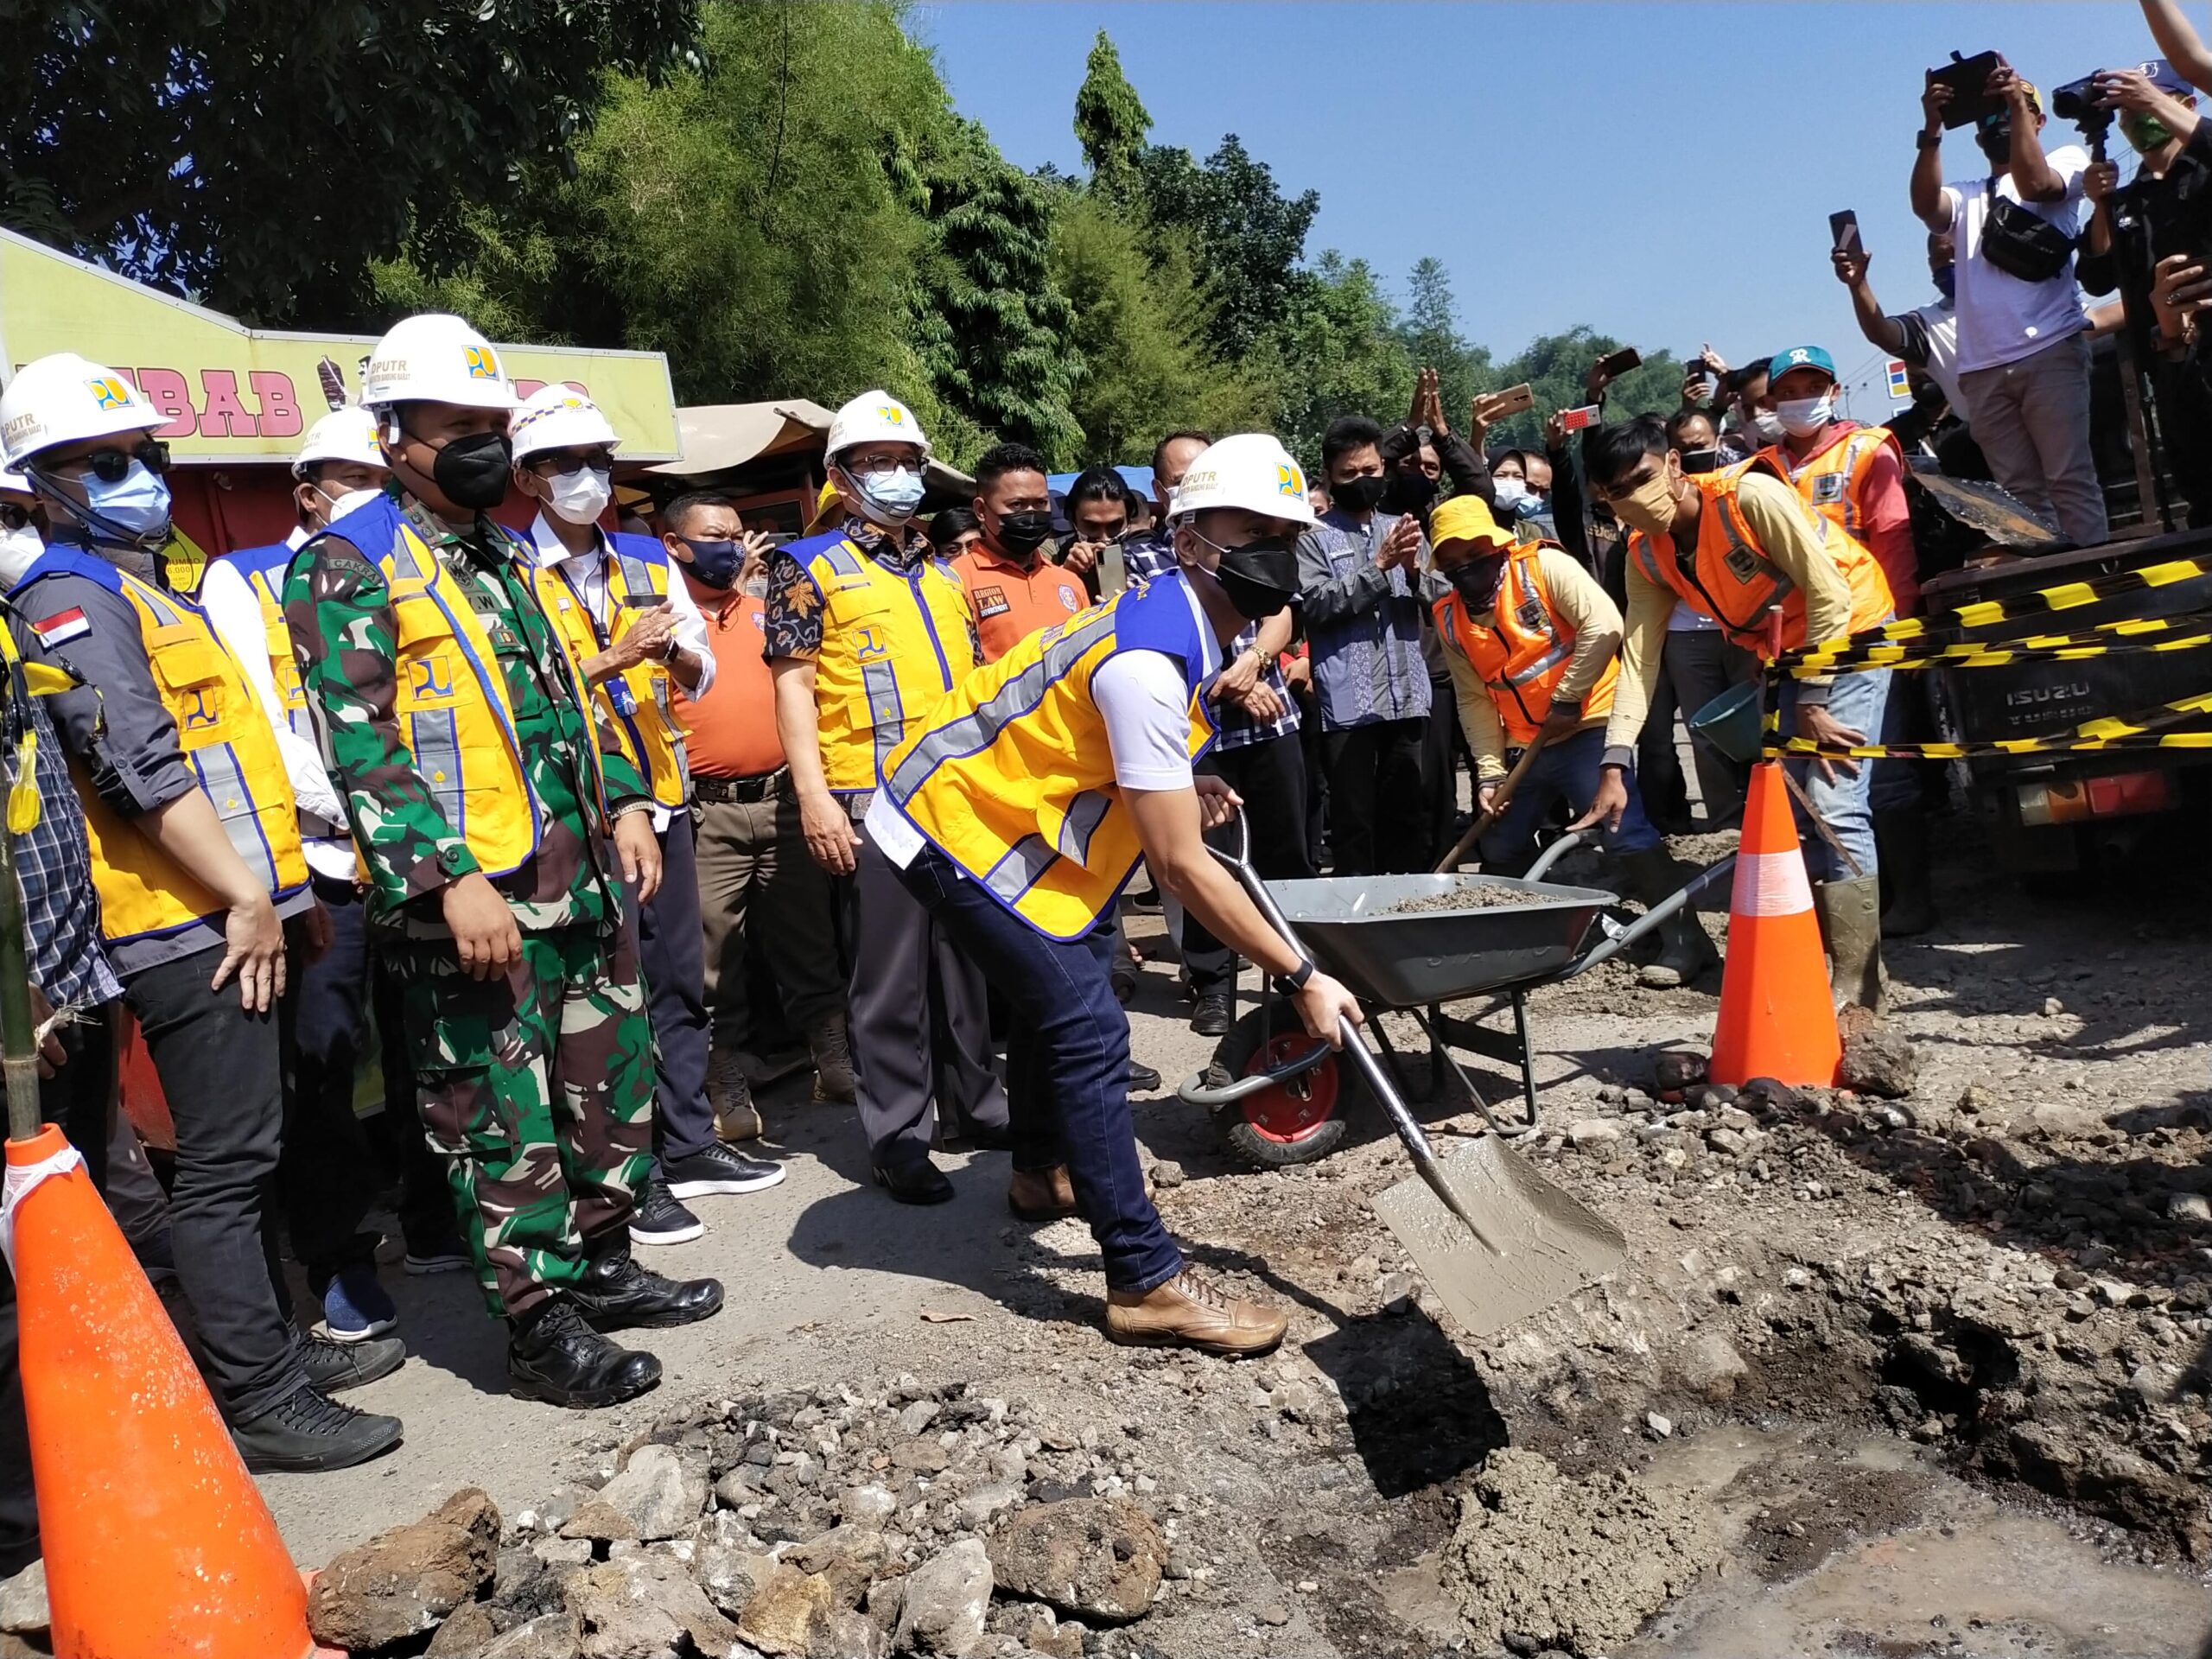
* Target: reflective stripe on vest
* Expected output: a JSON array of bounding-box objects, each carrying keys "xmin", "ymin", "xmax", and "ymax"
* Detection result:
[
  {"xmin": 1626, "ymin": 458, "xmax": 1891, "ymax": 658},
  {"xmin": 1770, "ymin": 424, "xmax": 1917, "ymax": 616},
  {"xmin": 797, "ymin": 531, "xmax": 974, "ymax": 792},
  {"xmin": 530, "ymin": 532, "xmax": 690, "ymax": 808},
  {"xmin": 228, "ymin": 550, "xmax": 319, "ymax": 747},
  {"xmin": 1433, "ymin": 545, "xmax": 1617, "ymax": 745},
  {"xmin": 883, "ymin": 578, "xmax": 1214, "ymax": 940},
  {"xmin": 16, "ymin": 547, "xmax": 308, "ymax": 944}
]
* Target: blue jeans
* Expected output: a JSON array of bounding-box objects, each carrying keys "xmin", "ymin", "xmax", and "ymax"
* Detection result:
[
  {"xmin": 1777, "ymin": 666, "xmax": 1891, "ymax": 881},
  {"xmin": 1480, "ymin": 726, "xmax": 1662, "ymax": 868},
  {"xmin": 894, "ymin": 845, "xmax": 1184, "ymax": 1294}
]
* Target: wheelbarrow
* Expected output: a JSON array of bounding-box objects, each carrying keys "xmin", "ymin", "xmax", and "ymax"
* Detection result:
[
  {"xmin": 1179, "ymin": 826, "xmax": 1736, "ymax": 1167},
  {"xmin": 1182, "ymin": 811, "xmax": 1637, "ymax": 1337}
]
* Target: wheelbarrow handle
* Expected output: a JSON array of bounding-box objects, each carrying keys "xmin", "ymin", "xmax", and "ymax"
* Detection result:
[{"xmin": 1205, "ymin": 810, "xmax": 1506, "ymax": 1255}]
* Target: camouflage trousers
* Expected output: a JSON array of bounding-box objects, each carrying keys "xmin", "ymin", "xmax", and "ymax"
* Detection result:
[{"xmin": 383, "ymin": 923, "xmax": 655, "ymax": 1319}]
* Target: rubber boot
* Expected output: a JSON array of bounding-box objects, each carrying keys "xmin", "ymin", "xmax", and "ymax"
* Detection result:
[
  {"xmin": 1815, "ymin": 875, "xmax": 1885, "ymax": 1013},
  {"xmin": 1874, "ymin": 805, "xmax": 1938, "ymax": 938},
  {"xmin": 1622, "ymin": 848, "xmax": 1719, "ymax": 989}
]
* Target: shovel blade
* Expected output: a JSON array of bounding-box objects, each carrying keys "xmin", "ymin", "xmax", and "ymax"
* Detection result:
[{"xmin": 1372, "ymin": 1136, "xmax": 1625, "ymax": 1338}]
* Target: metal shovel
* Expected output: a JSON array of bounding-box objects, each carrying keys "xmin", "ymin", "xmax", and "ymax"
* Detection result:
[{"xmin": 1212, "ymin": 817, "xmax": 1626, "ymax": 1338}]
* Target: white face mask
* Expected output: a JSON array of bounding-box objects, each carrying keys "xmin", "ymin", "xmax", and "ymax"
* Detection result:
[
  {"xmin": 318, "ymin": 486, "xmax": 382, "ymax": 524},
  {"xmin": 0, "ymin": 521, "xmax": 43, "ymax": 587},
  {"xmin": 1777, "ymin": 395, "xmax": 1837, "ymax": 438},
  {"xmin": 1751, "ymin": 409, "xmax": 1786, "ymax": 443},
  {"xmin": 544, "ymin": 467, "xmax": 613, "ymax": 526}
]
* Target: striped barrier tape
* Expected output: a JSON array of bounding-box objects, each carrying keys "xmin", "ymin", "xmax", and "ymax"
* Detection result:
[{"xmin": 1759, "ymin": 690, "xmax": 2212, "ymax": 760}]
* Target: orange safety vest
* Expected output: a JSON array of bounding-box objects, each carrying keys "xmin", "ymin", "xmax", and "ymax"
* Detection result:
[
  {"xmin": 1430, "ymin": 543, "xmax": 1618, "ymax": 745},
  {"xmin": 1627, "ymin": 457, "xmax": 1893, "ymax": 659},
  {"xmin": 1763, "ymin": 423, "xmax": 1917, "ymax": 616}
]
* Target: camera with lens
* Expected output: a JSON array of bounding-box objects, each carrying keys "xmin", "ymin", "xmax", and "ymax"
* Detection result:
[{"xmin": 2050, "ymin": 73, "xmax": 2112, "ymax": 141}]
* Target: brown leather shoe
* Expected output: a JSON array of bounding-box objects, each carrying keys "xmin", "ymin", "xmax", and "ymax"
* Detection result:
[
  {"xmin": 1104, "ymin": 1268, "xmax": 1287, "ymax": 1357},
  {"xmin": 1007, "ymin": 1166, "xmax": 1077, "ymax": 1223}
]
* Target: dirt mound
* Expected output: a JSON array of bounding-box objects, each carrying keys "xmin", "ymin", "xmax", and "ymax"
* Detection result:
[{"xmin": 1446, "ymin": 1448, "xmax": 1722, "ymax": 1655}]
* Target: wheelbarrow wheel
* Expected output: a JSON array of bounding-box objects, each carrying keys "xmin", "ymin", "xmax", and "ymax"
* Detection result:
[{"xmin": 1208, "ymin": 997, "xmax": 1360, "ymax": 1167}]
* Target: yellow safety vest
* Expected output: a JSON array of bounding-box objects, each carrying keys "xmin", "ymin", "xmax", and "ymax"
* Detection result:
[
  {"xmin": 19, "ymin": 546, "xmax": 308, "ymax": 944},
  {"xmin": 530, "ymin": 532, "xmax": 690, "ymax": 809},
  {"xmin": 790, "ymin": 530, "xmax": 976, "ymax": 792},
  {"xmin": 880, "ymin": 575, "xmax": 1216, "ymax": 941},
  {"xmin": 220, "ymin": 542, "xmax": 318, "ymax": 748}
]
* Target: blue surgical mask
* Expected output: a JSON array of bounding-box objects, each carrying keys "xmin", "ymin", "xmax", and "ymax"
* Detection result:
[
  {"xmin": 1777, "ymin": 396, "xmax": 1837, "ymax": 439},
  {"xmin": 849, "ymin": 465, "xmax": 926, "ymax": 526},
  {"xmin": 82, "ymin": 461, "xmax": 173, "ymax": 544},
  {"xmin": 1933, "ymin": 265, "xmax": 1957, "ymax": 302}
]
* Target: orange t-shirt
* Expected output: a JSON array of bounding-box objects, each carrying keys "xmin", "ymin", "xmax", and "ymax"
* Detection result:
[
  {"xmin": 671, "ymin": 575, "xmax": 785, "ymax": 779},
  {"xmin": 951, "ymin": 544, "xmax": 1090, "ymax": 664}
]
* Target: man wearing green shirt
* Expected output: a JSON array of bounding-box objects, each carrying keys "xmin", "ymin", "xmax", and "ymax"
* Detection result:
[{"xmin": 285, "ymin": 315, "xmax": 722, "ymax": 1409}]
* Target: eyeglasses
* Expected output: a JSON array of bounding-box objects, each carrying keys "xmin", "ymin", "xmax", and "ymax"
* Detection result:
[
  {"xmin": 526, "ymin": 448, "xmax": 614, "ymax": 477},
  {"xmin": 0, "ymin": 503, "xmax": 32, "ymax": 531},
  {"xmin": 50, "ymin": 440, "xmax": 170, "ymax": 483}
]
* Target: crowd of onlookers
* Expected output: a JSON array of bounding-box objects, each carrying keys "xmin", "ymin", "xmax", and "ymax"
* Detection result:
[{"xmin": 10, "ymin": 0, "xmax": 2212, "ymax": 1585}]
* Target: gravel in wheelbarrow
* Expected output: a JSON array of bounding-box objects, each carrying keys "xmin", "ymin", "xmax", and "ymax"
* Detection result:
[{"xmin": 1265, "ymin": 871, "xmax": 1618, "ymax": 1009}]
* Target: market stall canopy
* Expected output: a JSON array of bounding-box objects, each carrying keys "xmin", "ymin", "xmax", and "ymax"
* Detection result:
[
  {"xmin": 646, "ymin": 398, "xmax": 974, "ymax": 492},
  {"xmin": 0, "ymin": 229, "xmax": 681, "ymax": 462}
]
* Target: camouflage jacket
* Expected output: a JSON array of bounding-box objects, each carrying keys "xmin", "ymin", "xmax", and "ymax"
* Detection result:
[{"xmin": 283, "ymin": 505, "xmax": 648, "ymax": 937}]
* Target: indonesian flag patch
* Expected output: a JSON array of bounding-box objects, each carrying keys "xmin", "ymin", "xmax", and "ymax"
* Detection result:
[{"xmin": 30, "ymin": 607, "xmax": 90, "ymax": 647}]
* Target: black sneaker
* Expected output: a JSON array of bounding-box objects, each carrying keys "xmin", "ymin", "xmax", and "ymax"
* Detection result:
[
  {"xmin": 233, "ymin": 1385, "xmax": 403, "ymax": 1473},
  {"xmin": 299, "ymin": 1329, "xmax": 406, "ymax": 1394},
  {"xmin": 508, "ymin": 1300, "xmax": 661, "ymax": 1410},
  {"xmin": 628, "ymin": 1174, "xmax": 705, "ymax": 1246},
  {"xmin": 1190, "ymin": 988, "xmax": 1233, "ymax": 1038},
  {"xmin": 1128, "ymin": 1060, "xmax": 1163, "ymax": 1093},
  {"xmin": 663, "ymin": 1141, "xmax": 786, "ymax": 1200},
  {"xmin": 571, "ymin": 1246, "xmax": 724, "ymax": 1331}
]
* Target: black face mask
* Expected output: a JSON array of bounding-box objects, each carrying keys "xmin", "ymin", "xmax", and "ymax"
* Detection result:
[
  {"xmin": 1211, "ymin": 536, "xmax": 1300, "ymax": 620},
  {"xmin": 430, "ymin": 430, "xmax": 513, "ymax": 512},
  {"xmin": 1382, "ymin": 470, "xmax": 1440, "ymax": 516},
  {"xmin": 1330, "ymin": 474, "xmax": 1389, "ymax": 514},
  {"xmin": 1446, "ymin": 556, "xmax": 1507, "ymax": 609},
  {"xmin": 1975, "ymin": 122, "xmax": 2012, "ymax": 165},
  {"xmin": 994, "ymin": 510, "xmax": 1056, "ymax": 555},
  {"xmin": 680, "ymin": 537, "xmax": 742, "ymax": 588}
]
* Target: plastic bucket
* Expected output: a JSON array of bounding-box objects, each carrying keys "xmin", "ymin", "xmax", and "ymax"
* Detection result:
[{"xmin": 1688, "ymin": 681, "xmax": 1764, "ymax": 763}]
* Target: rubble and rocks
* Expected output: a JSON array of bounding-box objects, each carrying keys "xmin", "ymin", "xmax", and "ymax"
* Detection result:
[
  {"xmin": 1446, "ymin": 1449, "xmax": 1722, "ymax": 1654},
  {"xmin": 1839, "ymin": 1023, "xmax": 1921, "ymax": 1098},
  {"xmin": 987, "ymin": 1498, "xmax": 1164, "ymax": 1623},
  {"xmin": 891, "ymin": 1538, "xmax": 993, "ymax": 1654},
  {"xmin": 308, "ymin": 1487, "xmax": 500, "ymax": 1652},
  {"xmin": 0, "ymin": 1563, "xmax": 45, "ymax": 1638}
]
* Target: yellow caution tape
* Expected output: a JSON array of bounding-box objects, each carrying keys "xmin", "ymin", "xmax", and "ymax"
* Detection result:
[
  {"xmin": 1763, "ymin": 690, "xmax": 2212, "ymax": 760},
  {"xmin": 1780, "ymin": 624, "xmax": 2212, "ymax": 677}
]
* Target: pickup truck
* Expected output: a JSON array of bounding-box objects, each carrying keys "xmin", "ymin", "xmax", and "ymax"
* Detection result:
[{"xmin": 1918, "ymin": 524, "xmax": 2212, "ymax": 874}]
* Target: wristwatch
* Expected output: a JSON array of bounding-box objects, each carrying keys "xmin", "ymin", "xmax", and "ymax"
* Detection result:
[
  {"xmin": 1916, "ymin": 129, "xmax": 1942, "ymax": 151},
  {"xmin": 1271, "ymin": 957, "xmax": 1316, "ymax": 997}
]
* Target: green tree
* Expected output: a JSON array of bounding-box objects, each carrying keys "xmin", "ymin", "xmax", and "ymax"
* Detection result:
[
  {"xmin": 1072, "ymin": 31, "xmax": 1151, "ymax": 205},
  {"xmin": 1137, "ymin": 136, "xmax": 1319, "ymax": 360},
  {"xmin": 1264, "ymin": 251, "xmax": 1414, "ymax": 466},
  {"xmin": 0, "ymin": 0, "xmax": 701, "ymax": 325},
  {"xmin": 1484, "ymin": 327, "xmax": 1684, "ymax": 450},
  {"xmin": 1049, "ymin": 194, "xmax": 1267, "ymax": 466},
  {"xmin": 910, "ymin": 117, "xmax": 1084, "ymax": 466},
  {"xmin": 1397, "ymin": 257, "xmax": 1494, "ymax": 433}
]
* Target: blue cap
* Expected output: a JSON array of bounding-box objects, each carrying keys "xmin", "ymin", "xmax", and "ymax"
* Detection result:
[
  {"xmin": 2129, "ymin": 59, "xmax": 2194, "ymax": 96},
  {"xmin": 1769, "ymin": 345, "xmax": 1837, "ymax": 385}
]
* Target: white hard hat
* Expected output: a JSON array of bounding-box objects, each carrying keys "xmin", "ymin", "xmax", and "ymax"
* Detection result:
[
  {"xmin": 825, "ymin": 391, "xmax": 931, "ymax": 461},
  {"xmin": 359, "ymin": 314, "xmax": 514, "ymax": 413},
  {"xmin": 292, "ymin": 406, "xmax": 386, "ymax": 478},
  {"xmin": 0, "ymin": 353, "xmax": 166, "ymax": 470},
  {"xmin": 0, "ymin": 467, "xmax": 30, "ymax": 496},
  {"xmin": 509, "ymin": 385, "xmax": 620, "ymax": 462},
  {"xmin": 1168, "ymin": 434, "xmax": 1316, "ymax": 528}
]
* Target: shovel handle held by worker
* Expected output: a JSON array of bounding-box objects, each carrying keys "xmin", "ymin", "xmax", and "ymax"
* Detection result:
[{"xmin": 1433, "ymin": 730, "xmax": 1550, "ymax": 874}]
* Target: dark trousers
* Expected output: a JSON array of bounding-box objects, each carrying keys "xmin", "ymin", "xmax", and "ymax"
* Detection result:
[
  {"xmin": 1320, "ymin": 716, "xmax": 1428, "ymax": 875},
  {"xmin": 365, "ymin": 953, "xmax": 452, "ymax": 1257},
  {"xmin": 1662, "ymin": 626, "xmax": 1759, "ymax": 824},
  {"xmin": 1637, "ymin": 658, "xmax": 1690, "ymax": 830},
  {"xmin": 624, "ymin": 812, "xmax": 715, "ymax": 1163},
  {"xmin": 896, "ymin": 845, "xmax": 1181, "ymax": 1293},
  {"xmin": 1182, "ymin": 734, "xmax": 1313, "ymax": 995},
  {"xmin": 1422, "ymin": 677, "xmax": 1464, "ymax": 866},
  {"xmin": 281, "ymin": 880, "xmax": 380, "ymax": 1285},
  {"xmin": 0, "ymin": 1010, "xmax": 116, "ymax": 1577},
  {"xmin": 124, "ymin": 943, "xmax": 306, "ymax": 1421},
  {"xmin": 845, "ymin": 796, "xmax": 1007, "ymax": 1167}
]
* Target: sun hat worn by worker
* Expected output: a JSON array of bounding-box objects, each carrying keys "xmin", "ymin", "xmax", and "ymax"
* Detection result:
[{"xmin": 1427, "ymin": 493, "xmax": 1516, "ymax": 555}]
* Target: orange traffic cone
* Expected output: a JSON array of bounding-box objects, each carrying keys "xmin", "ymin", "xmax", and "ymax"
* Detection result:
[
  {"xmin": 6, "ymin": 1122, "xmax": 312, "ymax": 1659},
  {"xmin": 1708, "ymin": 760, "xmax": 1841, "ymax": 1089}
]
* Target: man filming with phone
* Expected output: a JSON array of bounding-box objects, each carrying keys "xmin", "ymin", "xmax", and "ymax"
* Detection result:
[{"xmin": 1911, "ymin": 54, "xmax": 2106, "ymax": 548}]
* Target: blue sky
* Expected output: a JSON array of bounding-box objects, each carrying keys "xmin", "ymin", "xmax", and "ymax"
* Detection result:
[{"xmin": 914, "ymin": 2, "xmax": 2161, "ymax": 419}]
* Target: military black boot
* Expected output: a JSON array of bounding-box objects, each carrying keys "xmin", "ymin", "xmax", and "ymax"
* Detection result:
[
  {"xmin": 507, "ymin": 1300, "xmax": 662, "ymax": 1409},
  {"xmin": 570, "ymin": 1240, "xmax": 725, "ymax": 1331}
]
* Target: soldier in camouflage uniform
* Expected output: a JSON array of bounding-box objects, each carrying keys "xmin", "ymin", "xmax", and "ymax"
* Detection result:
[{"xmin": 283, "ymin": 314, "xmax": 722, "ymax": 1409}]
